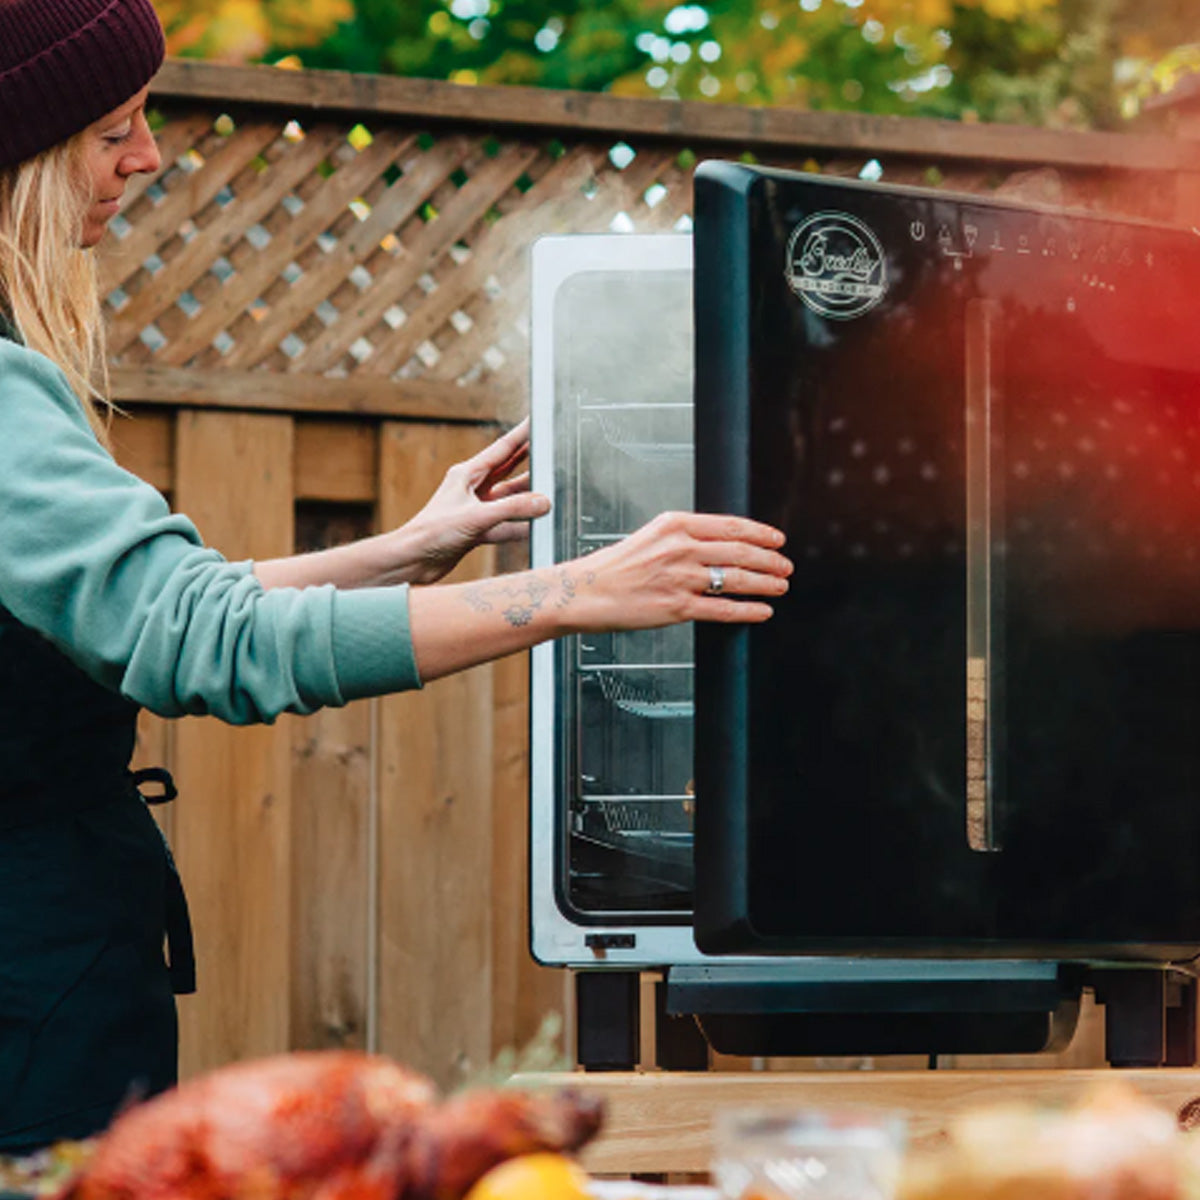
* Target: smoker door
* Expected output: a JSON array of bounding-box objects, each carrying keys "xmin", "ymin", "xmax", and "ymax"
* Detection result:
[
  {"xmin": 693, "ymin": 162, "xmax": 1200, "ymax": 959},
  {"xmin": 529, "ymin": 233, "xmax": 713, "ymax": 967}
]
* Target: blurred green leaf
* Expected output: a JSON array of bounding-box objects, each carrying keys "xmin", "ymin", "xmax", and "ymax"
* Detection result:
[{"xmin": 153, "ymin": 0, "xmax": 1200, "ymax": 131}]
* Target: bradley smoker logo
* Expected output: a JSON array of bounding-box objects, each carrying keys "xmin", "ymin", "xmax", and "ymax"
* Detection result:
[{"xmin": 785, "ymin": 211, "xmax": 887, "ymax": 320}]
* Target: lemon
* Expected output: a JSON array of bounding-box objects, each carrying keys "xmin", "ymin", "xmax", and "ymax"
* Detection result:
[{"xmin": 464, "ymin": 1153, "xmax": 592, "ymax": 1200}]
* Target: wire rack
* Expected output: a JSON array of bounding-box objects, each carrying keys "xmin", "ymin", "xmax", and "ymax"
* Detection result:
[
  {"xmin": 596, "ymin": 669, "xmax": 693, "ymax": 720},
  {"xmin": 595, "ymin": 412, "xmax": 692, "ymax": 465},
  {"xmin": 596, "ymin": 797, "xmax": 695, "ymax": 835}
]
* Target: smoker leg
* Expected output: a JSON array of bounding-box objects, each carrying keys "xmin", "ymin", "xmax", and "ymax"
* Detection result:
[
  {"xmin": 1166, "ymin": 975, "xmax": 1198, "ymax": 1067},
  {"xmin": 1095, "ymin": 969, "xmax": 1165, "ymax": 1067},
  {"xmin": 654, "ymin": 979, "xmax": 710, "ymax": 1070},
  {"xmin": 575, "ymin": 971, "xmax": 641, "ymax": 1070}
]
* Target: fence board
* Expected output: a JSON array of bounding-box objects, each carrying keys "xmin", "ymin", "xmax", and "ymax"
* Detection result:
[
  {"xmin": 110, "ymin": 408, "xmax": 382, "ymax": 503},
  {"xmin": 290, "ymin": 699, "xmax": 373, "ymax": 1051},
  {"xmin": 489, "ymin": 617, "xmax": 567, "ymax": 1063},
  {"xmin": 171, "ymin": 411, "xmax": 296, "ymax": 1078},
  {"xmin": 376, "ymin": 423, "xmax": 498, "ymax": 1090},
  {"xmin": 110, "ymin": 364, "xmax": 499, "ymax": 421},
  {"xmin": 288, "ymin": 503, "xmax": 377, "ymax": 1052},
  {"xmin": 110, "ymin": 408, "xmax": 173, "ymax": 493},
  {"xmin": 153, "ymin": 60, "xmax": 1200, "ymax": 172},
  {"xmin": 294, "ymin": 420, "xmax": 378, "ymax": 503}
]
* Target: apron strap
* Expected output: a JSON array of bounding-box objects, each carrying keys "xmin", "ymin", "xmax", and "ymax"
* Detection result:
[
  {"xmin": 129, "ymin": 766, "xmax": 177, "ymax": 804},
  {"xmin": 130, "ymin": 768, "xmax": 196, "ymax": 995}
]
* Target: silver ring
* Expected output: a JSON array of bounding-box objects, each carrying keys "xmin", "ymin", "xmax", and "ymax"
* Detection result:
[{"xmin": 707, "ymin": 565, "xmax": 726, "ymax": 596}]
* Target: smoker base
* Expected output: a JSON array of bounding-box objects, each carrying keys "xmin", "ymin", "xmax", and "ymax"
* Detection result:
[
  {"xmin": 693, "ymin": 1010, "xmax": 1063, "ymax": 1057},
  {"xmin": 667, "ymin": 965, "xmax": 1079, "ymax": 1057},
  {"xmin": 573, "ymin": 964, "xmax": 1198, "ymax": 1068}
]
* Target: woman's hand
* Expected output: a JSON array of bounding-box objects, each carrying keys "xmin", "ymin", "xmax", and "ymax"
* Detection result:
[
  {"xmin": 253, "ymin": 419, "xmax": 549, "ymax": 592},
  {"xmin": 396, "ymin": 417, "xmax": 550, "ymax": 585},
  {"xmin": 561, "ymin": 510, "xmax": 792, "ymax": 632}
]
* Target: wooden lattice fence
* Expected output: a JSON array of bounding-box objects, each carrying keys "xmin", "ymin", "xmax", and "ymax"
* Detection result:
[
  {"xmin": 99, "ymin": 59, "xmax": 1200, "ymax": 1089},
  {"xmin": 109, "ymin": 60, "xmax": 1200, "ymax": 425}
]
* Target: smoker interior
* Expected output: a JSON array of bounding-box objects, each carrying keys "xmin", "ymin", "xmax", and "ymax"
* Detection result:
[{"xmin": 553, "ymin": 268, "xmax": 697, "ymax": 917}]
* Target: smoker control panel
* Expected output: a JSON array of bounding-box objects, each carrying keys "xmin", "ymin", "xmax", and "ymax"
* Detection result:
[{"xmin": 909, "ymin": 213, "xmax": 1157, "ymax": 278}]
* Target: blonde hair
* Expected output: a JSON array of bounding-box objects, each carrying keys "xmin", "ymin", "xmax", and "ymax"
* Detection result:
[{"xmin": 0, "ymin": 134, "xmax": 113, "ymax": 446}]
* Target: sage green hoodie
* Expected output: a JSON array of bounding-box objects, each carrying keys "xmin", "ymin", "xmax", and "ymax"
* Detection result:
[{"xmin": 0, "ymin": 336, "xmax": 422, "ymax": 724}]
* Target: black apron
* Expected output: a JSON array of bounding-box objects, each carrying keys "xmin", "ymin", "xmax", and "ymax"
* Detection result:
[{"xmin": 0, "ymin": 603, "xmax": 195, "ymax": 1154}]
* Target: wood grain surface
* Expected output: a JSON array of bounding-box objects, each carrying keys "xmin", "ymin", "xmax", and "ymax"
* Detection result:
[{"xmin": 516, "ymin": 1068, "xmax": 1200, "ymax": 1176}]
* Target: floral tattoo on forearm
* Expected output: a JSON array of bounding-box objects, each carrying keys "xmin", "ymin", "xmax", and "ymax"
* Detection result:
[{"xmin": 463, "ymin": 569, "xmax": 593, "ymax": 627}]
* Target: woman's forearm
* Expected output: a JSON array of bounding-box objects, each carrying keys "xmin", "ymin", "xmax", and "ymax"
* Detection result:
[
  {"xmin": 254, "ymin": 530, "xmax": 422, "ymax": 591},
  {"xmin": 407, "ymin": 566, "xmax": 583, "ymax": 681}
]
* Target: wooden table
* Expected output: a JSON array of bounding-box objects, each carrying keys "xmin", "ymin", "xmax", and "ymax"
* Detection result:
[{"xmin": 516, "ymin": 1069, "xmax": 1200, "ymax": 1176}]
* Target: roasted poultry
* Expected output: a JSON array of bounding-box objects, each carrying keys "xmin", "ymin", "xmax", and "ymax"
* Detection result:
[{"xmin": 58, "ymin": 1050, "xmax": 604, "ymax": 1200}]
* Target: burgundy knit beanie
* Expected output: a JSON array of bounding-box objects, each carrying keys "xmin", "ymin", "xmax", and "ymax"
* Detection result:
[{"xmin": 0, "ymin": 0, "xmax": 166, "ymax": 170}]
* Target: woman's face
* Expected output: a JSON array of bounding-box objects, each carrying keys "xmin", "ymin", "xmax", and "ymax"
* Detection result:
[{"xmin": 77, "ymin": 85, "xmax": 161, "ymax": 248}]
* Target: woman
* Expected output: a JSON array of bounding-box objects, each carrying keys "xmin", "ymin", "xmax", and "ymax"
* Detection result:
[{"xmin": 0, "ymin": 0, "xmax": 792, "ymax": 1152}]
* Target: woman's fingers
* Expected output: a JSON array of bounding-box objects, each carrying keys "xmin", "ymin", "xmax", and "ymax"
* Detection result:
[
  {"xmin": 480, "ymin": 471, "xmax": 533, "ymax": 501},
  {"xmin": 695, "ymin": 561, "xmax": 791, "ymax": 599},
  {"xmin": 695, "ymin": 537, "xmax": 793, "ymax": 576},
  {"xmin": 472, "ymin": 490, "xmax": 551, "ymax": 540},
  {"xmin": 676, "ymin": 510, "xmax": 788, "ymax": 550},
  {"xmin": 693, "ymin": 596, "xmax": 778, "ymax": 623},
  {"xmin": 480, "ymin": 520, "xmax": 540, "ymax": 545},
  {"xmin": 471, "ymin": 418, "xmax": 531, "ymax": 487}
]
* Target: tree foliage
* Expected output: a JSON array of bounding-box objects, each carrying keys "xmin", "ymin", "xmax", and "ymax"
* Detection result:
[
  {"xmin": 151, "ymin": 0, "xmax": 1200, "ymax": 130},
  {"xmin": 156, "ymin": 0, "xmax": 354, "ymax": 59}
]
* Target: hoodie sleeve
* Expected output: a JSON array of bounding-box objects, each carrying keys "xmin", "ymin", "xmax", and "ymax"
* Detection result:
[{"xmin": 0, "ymin": 340, "xmax": 422, "ymax": 724}]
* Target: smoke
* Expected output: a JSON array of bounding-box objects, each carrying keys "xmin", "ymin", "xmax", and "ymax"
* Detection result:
[{"xmin": 553, "ymin": 267, "xmax": 695, "ymax": 541}]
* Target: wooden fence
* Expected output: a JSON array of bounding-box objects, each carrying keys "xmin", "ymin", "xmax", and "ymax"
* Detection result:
[{"xmin": 102, "ymin": 58, "xmax": 1200, "ymax": 1090}]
